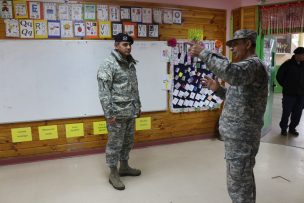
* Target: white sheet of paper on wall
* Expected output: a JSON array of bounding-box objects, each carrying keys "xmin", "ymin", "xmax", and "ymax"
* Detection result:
[
  {"xmin": 184, "ymin": 84, "xmax": 190, "ymax": 90},
  {"xmin": 189, "ymin": 85, "xmax": 194, "ymax": 91},
  {"xmin": 172, "ymin": 89, "xmax": 179, "ymax": 96},
  {"xmin": 174, "ymin": 75, "xmax": 179, "ymax": 80},
  {"xmin": 184, "ymin": 100, "xmax": 189, "ymax": 106},
  {"xmin": 184, "ymin": 91, "xmax": 190, "ymax": 98},
  {"xmin": 178, "ymin": 99, "xmax": 184, "ymax": 106},
  {"xmin": 190, "ymin": 92, "xmax": 195, "ymax": 99},
  {"xmin": 195, "ymin": 93, "xmax": 202, "ymax": 100},
  {"xmin": 189, "ymin": 100, "xmax": 194, "ymax": 106},
  {"xmin": 174, "ymin": 82, "xmax": 181, "ymax": 89},
  {"xmin": 177, "ymin": 91, "xmax": 184, "ymax": 98},
  {"xmin": 209, "ymin": 101, "xmax": 214, "ymax": 108},
  {"xmin": 199, "ymin": 101, "xmax": 204, "ymax": 107},
  {"xmin": 194, "ymin": 101, "xmax": 199, "ymax": 108},
  {"xmin": 172, "ymin": 97, "xmax": 179, "ymax": 105}
]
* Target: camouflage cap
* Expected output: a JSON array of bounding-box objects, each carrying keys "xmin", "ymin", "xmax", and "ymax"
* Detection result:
[{"xmin": 226, "ymin": 29, "xmax": 257, "ymax": 47}]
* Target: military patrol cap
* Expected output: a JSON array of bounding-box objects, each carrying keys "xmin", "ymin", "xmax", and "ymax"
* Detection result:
[
  {"xmin": 114, "ymin": 33, "xmax": 134, "ymax": 45},
  {"xmin": 226, "ymin": 29, "xmax": 257, "ymax": 47},
  {"xmin": 293, "ymin": 47, "xmax": 304, "ymax": 55}
]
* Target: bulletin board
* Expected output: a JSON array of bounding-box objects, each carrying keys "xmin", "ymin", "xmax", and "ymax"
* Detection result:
[{"xmin": 0, "ymin": 40, "xmax": 168, "ymax": 123}]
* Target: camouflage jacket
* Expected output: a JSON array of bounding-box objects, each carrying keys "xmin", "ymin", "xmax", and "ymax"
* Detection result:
[
  {"xmin": 97, "ymin": 50, "xmax": 141, "ymax": 119},
  {"xmin": 199, "ymin": 50, "xmax": 268, "ymax": 141}
]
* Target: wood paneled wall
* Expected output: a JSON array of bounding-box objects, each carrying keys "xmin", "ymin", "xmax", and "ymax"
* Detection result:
[
  {"xmin": 0, "ymin": 1, "xmax": 225, "ymax": 162},
  {"xmin": 232, "ymin": 6, "xmax": 258, "ymax": 33}
]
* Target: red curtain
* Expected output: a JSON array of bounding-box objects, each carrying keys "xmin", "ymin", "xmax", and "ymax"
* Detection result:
[{"xmin": 260, "ymin": 2, "xmax": 304, "ymax": 34}]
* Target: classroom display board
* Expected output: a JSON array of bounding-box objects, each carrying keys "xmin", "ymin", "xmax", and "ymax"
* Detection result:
[{"xmin": 0, "ymin": 40, "xmax": 167, "ymax": 123}]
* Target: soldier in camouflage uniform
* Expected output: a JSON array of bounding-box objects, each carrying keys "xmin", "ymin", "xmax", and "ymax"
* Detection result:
[
  {"xmin": 190, "ymin": 30, "xmax": 268, "ymax": 203},
  {"xmin": 97, "ymin": 33, "xmax": 141, "ymax": 190}
]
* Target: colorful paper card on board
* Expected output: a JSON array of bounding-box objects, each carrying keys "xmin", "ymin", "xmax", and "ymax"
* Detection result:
[
  {"xmin": 136, "ymin": 117, "xmax": 151, "ymax": 131},
  {"xmin": 65, "ymin": 123, "xmax": 84, "ymax": 138},
  {"xmin": 38, "ymin": 125, "xmax": 58, "ymax": 140},
  {"xmin": 11, "ymin": 127, "xmax": 32, "ymax": 143},
  {"xmin": 93, "ymin": 121, "xmax": 108, "ymax": 135},
  {"xmin": 34, "ymin": 20, "xmax": 48, "ymax": 38}
]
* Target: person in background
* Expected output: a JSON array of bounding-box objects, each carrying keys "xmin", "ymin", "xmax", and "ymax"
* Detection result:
[
  {"xmin": 97, "ymin": 33, "xmax": 141, "ymax": 190},
  {"xmin": 190, "ymin": 29, "xmax": 268, "ymax": 203},
  {"xmin": 276, "ymin": 47, "xmax": 304, "ymax": 136}
]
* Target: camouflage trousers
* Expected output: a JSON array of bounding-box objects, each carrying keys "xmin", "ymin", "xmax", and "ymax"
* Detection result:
[
  {"xmin": 224, "ymin": 138, "xmax": 260, "ymax": 203},
  {"xmin": 105, "ymin": 118, "xmax": 135, "ymax": 167}
]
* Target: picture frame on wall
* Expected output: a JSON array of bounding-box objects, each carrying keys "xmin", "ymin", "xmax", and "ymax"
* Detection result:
[
  {"xmin": 112, "ymin": 22, "xmax": 123, "ymax": 36},
  {"xmin": 109, "ymin": 5, "xmax": 120, "ymax": 22},
  {"xmin": 173, "ymin": 10, "xmax": 182, "ymax": 24},
  {"xmin": 13, "ymin": 1, "xmax": 28, "ymax": 19},
  {"xmin": 74, "ymin": 20, "xmax": 85, "ymax": 37},
  {"xmin": 123, "ymin": 22, "xmax": 137, "ymax": 38},
  {"xmin": 29, "ymin": 2, "xmax": 42, "ymax": 19},
  {"xmin": 153, "ymin": 8, "xmax": 162, "ymax": 24},
  {"xmin": 43, "ymin": 2, "xmax": 57, "ymax": 20},
  {"xmin": 137, "ymin": 24, "xmax": 147, "ymax": 38},
  {"xmin": 83, "ymin": 4, "xmax": 96, "ymax": 21},
  {"xmin": 99, "ymin": 21, "xmax": 112, "ymax": 38},
  {"xmin": 163, "ymin": 9, "xmax": 173, "ymax": 24},
  {"xmin": 85, "ymin": 21, "xmax": 98, "ymax": 38},
  {"xmin": 142, "ymin": 8, "xmax": 152, "ymax": 24},
  {"xmin": 48, "ymin": 20, "xmax": 61, "ymax": 38},
  {"xmin": 58, "ymin": 4, "xmax": 70, "ymax": 20},
  {"xmin": 131, "ymin": 7, "xmax": 142, "ymax": 23},
  {"xmin": 97, "ymin": 5, "xmax": 108, "ymax": 21},
  {"xmin": 275, "ymin": 34, "xmax": 292, "ymax": 54},
  {"xmin": 34, "ymin": 20, "xmax": 48, "ymax": 38},
  {"xmin": 19, "ymin": 19, "xmax": 34, "ymax": 38},
  {"xmin": 120, "ymin": 7, "xmax": 130, "ymax": 20},
  {"xmin": 0, "ymin": 0, "xmax": 13, "ymax": 19},
  {"xmin": 148, "ymin": 24, "xmax": 158, "ymax": 38}
]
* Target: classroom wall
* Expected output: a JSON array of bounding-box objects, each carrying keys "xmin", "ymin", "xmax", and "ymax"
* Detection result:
[{"xmin": 0, "ymin": 1, "xmax": 225, "ymax": 162}]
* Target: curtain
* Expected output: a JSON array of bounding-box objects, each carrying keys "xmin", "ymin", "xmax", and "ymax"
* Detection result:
[{"xmin": 260, "ymin": 1, "xmax": 304, "ymax": 35}]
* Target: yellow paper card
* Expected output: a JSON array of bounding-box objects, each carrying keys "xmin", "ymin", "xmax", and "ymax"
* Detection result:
[
  {"xmin": 34, "ymin": 20, "xmax": 48, "ymax": 39},
  {"xmin": 99, "ymin": 21, "xmax": 112, "ymax": 39},
  {"xmin": 38, "ymin": 125, "xmax": 58, "ymax": 140},
  {"xmin": 65, "ymin": 123, "xmax": 84, "ymax": 138},
  {"xmin": 179, "ymin": 72, "xmax": 183, "ymax": 77},
  {"xmin": 11, "ymin": 127, "xmax": 32, "ymax": 143},
  {"xmin": 136, "ymin": 117, "xmax": 151, "ymax": 131},
  {"xmin": 93, "ymin": 121, "xmax": 108, "ymax": 135}
]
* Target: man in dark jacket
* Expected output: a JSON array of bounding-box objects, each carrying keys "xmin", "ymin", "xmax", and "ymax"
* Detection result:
[{"xmin": 276, "ymin": 47, "xmax": 304, "ymax": 136}]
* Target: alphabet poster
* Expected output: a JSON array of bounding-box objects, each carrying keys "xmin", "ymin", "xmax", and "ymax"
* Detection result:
[
  {"xmin": 84, "ymin": 4, "xmax": 96, "ymax": 20},
  {"xmin": 99, "ymin": 21, "xmax": 111, "ymax": 38},
  {"xmin": 4, "ymin": 19, "xmax": 19, "ymax": 37},
  {"xmin": 112, "ymin": 22, "xmax": 122, "ymax": 36},
  {"xmin": 131, "ymin": 7, "xmax": 142, "ymax": 22},
  {"xmin": 43, "ymin": 2, "xmax": 56, "ymax": 20},
  {"xmin": 142, "ymin": 8, "xmax": 152, "ymax": 24},
  {"xmin": 29, "ymin": 2, "xmax": 42, "ymax": 19},
  {"xmin": 109, "ymin": 5, "xmax": 120, "ymax": 22},
  {"xmin": 0, "ymin": 0, "xmax": 13, "ymax": 18},
  {"xmin": 13, "ymin": 1, "xmax": 28, "ymax": 18},
  {"xmin": 48, "ymin": 20, "xmax": 60, "ymax": 38},
  {"xmin": 71, "ymin": 4, "xmax": 83, "ymax": 20},
  {"xmin": 97, "ymin": 5, "xmax": 108, "ymax": 21},
  {"xmin": 19, "ymin": 19, "xmax": 34, "ymax": 38},
  {"xmin": 58, "ymin": 4, "xmax": 70, "ymax": 20},
  {"xmin": 153, "ymin": 8, "xmax": 162, "ymax": 24},
  {"xmin": 34, "ymin": 20, "xmax": 47, "ymax": 38},
  {"xmin": 61, "ymin": 20, "xmax": 73, "ymax": 38},
  {"xmin": 74, "ymin": 20, "xmax": 85, "ymax": 37},
  {"xmin": 85, "ymin": 21, "xmax": 98, "ymax": 38},
  {"xmin": 137, "ymin": 24, "xmax": 147, "ymax": 37}
]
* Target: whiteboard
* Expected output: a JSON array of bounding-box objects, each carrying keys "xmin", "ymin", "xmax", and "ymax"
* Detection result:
[{"xmin": 0, "ymin": 40, "xmax": 167, "ymax": 123}]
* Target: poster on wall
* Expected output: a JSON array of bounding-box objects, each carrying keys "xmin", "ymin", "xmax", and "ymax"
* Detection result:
[
  {"xmin": 112, "ymin": 22, "xmax": 123, "ymax": 36},
  {"xmin": 29, "ymin": 2, "xmax": 42, "ymax": 19},
  {"xmin": 48, "ymin": 20, "xmax": 60, "ymax": 38},
  {"xmin": 137, "ymin": 24, "xmax": 147, "ymax": 37},
  {"xmin": 85, "ymin": 21, "xmax": 98, "ymax": 38},
  {"xmin": 170, "ymin": 42, "xmax": 223, "ymax": 112},
  {"xmin": 43, "ymin": 2, "xmax": 56, "ymax": 20},
  {"xmin": 61, "ymin": 20, "xmax": 73, "ymax": 38},
  {"xmin": 58, "ymin": 4, "xmax": 70, "ymax": 20},
  {"xmin": 109, "ymin": 5, "xmax": 120, "ymax": 22},
  {"xmin": 4, "ymin": 19, "xmax": 19, "ymax": 37},
  {"xmin": 0, "ymin": 0, "xmax": 13, "ymax": 19},
  {"xmin": 13, "ymin": 1, "xmax": 28, "ymax": 19},
  {"xmin": 163, "ymin": 9, "xmax": 173, "ymax": 24},
  {"xmin": 74, "ymin": 20, "xmax": 85, "ymax": 37},
  {"xmin": 120, "ymin": 7, "xmax": 130, "ymax": 20},
  {"xmin": 97, "ymin": 5, "xmax": 108, "ymax": 21},
  {"xmin": 148, "ymin": 24, "xmax": 158, "ymax": 38},
  {"xmin": 173, "ymin": 10, "xmax": 182, "ymax": 24},
  {"xmin": 99, "ymin": 21, "xmax": 111, "ymax": 38},
  {"xmin": 142, "ymin": 8, "xmax": 152, "ymax": 24},
  {"xmin": 19, "ymin": 19, "xmax": 34, "ymax": 38},
  {"xmin": 123, "ymin": 22, "xmax": 136, "ymax": 38},
  {"xmin": 34, "ymin": 20, "xmax": 48, "ymax": 38},
  {"xmin": 71, "ymin": 4, "xmax": 83, "ymax": 21},
  {"xmin": 131, "ymin": 7, "xmax": 142, "ymax": 22},
  {"xmin": 153, "ymin": 8, "xmax": 162, "ymax": 24},
  {"xmin": 84, "ymin": 4, "xmax": 96, "ymax": 20}
]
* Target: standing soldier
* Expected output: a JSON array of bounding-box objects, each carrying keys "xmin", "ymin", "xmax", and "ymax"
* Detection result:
[
  {"xmin": 97, "ymin": 33, "xmax": 141, "ymax": 190},
  {"xmin": 190, "ymin": 29, "xmax": 268, "ymax": 203}
]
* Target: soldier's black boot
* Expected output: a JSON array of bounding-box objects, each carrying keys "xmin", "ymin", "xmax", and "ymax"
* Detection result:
[
  {"xmin": 119, "ymin": 160, "xmax": 141, "ymax": 177},
  {"xmin": 109, "ymin": 166, "xmax": 125, "ymax": 190}
]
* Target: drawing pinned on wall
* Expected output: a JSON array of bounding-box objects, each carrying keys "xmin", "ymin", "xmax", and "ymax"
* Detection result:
[
  {"xmin": 120, "ymin": 7, "xmax": 130, "ymax": 20},
  {"xmin": 137, "ymin": 24, "xmax": 147, "ymax": 38},
  {"xmin": 131, "ymin": 7, "xmax": 142, "ymax": 22},
  {"xmin": 97, "ymin": 4, "xmax": 108, "ymax": 21},
  {"xmin": 34, "ymin": 20, "xmax": 48, "ymax": 38},
  {"xmin": 153, "ymin": 8, "xmax": 162, "ymax": 24},
  {"xmin": 0, "ymin": 0, "xmax": 13, "ymax": 19},
  {"xmin": 74, "ymin": 20, "xmax": 85, "ymax": 37},
  {"xmin": 13, "ymin": 1, "xmax": 28, "ymax": 18},
  {"xmin": 11, "ymin": 127, "xmax": 32, "ymax": 143},
  {"xmin": 142, "ymin": 8, "xmax": 152, "ymax": 24},
  {"xmin": 123, "ymin": 22, "xmax": 136, "ymax": 38},
  {"xmin": 149, "ymin": 24, "xmax": 158, "ymax": 38},
  {"xmin": 112, "ymin": 22, "xmax": 122, "ymax": 36},
  {"xmin": 99, "ymin": 21, "xmax": 111, "ymax": 38},
  {"xmin": 61, "ymin": 20, "xmax": 73, "ymax": 38},
  {"xmin": 4, "ymin": 19, "xmax": 19, "ymax": 37},
  {"xmin": 84, "ymin": 4, "xmax": 96, "ymax": 20},
  {"xmin": 85, "ymin": 21, "xmax": 98, "ymax": 38},
  {"xmin": 19, "ymin": 19, "xmax": 34, "ymax": 38},
  {"xmin": 29, "ymin": 1, "xmax": 42, "ymax": 19},
  {"xmin": 163, "ymin": 9, "xmax": 173, "ymax": 24},
  {"xmin": 173, "ymin": 10, "xmax": 182, "ymax": 24},
  {"xmin": 71, "ymin": 4, "xmax": 83, "ymax": 21},
  {"xmin": 43, "ymin": 2, "xmax": 56, "ymax": 20},
  {"xmin": 48, "ymin": 20, "xmax": 60, "ymax": 38},
  {"xmin": 58, "ymin": 4, "xmax": 70, "ymax": 20},
  {"xmin": 109, "ymin": 5, "xmax": 120, "ymax": 22}
]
